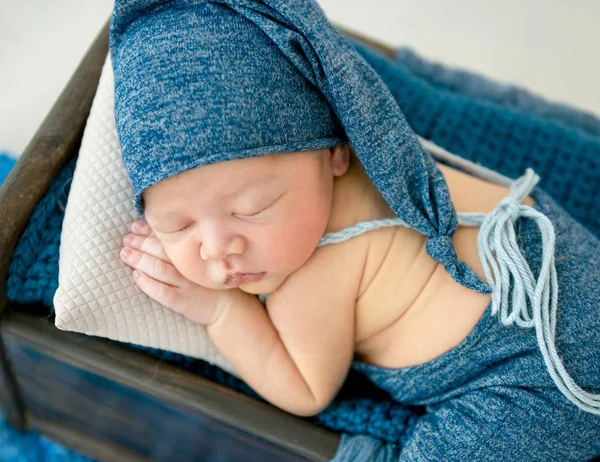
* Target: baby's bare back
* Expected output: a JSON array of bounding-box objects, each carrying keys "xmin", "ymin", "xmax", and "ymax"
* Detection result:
[{"xmin": 329, "ymin": 160, "xmax": 536, "ymax": 369}]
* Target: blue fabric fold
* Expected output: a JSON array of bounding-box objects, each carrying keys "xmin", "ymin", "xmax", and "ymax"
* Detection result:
[{"xmin": 425, "ymin": 234, "xmax": 491, "ymax": 293}]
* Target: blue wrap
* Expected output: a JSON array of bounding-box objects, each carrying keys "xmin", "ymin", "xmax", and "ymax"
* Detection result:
[
  {"xmin": 109, "ymin": 0, "xmax": 490, "ymax": 294},
  {"xmin": 329, "ymin": 183, "xmax": 600, "ymax": 461}
]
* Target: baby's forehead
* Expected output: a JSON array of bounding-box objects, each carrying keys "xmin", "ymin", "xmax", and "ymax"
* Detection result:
[
  {"xmin": 143, "ymin": 151, "xmax": 320, "ymax": 209},
  {"xmin": 144, "ymin": 165, "xmax": 277, "ymax": 208}
]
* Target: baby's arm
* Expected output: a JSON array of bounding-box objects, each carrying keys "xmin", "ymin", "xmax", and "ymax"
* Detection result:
[
  {"xmin": 207, "ymin": 242, "xmax": 366, "ymax": 416},
  {"xmin": 120, "ymin": 220, "xmax": 366, "ymax": 416}
]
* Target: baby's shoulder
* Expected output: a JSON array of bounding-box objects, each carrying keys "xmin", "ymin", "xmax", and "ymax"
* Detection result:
[
  {"xmin": 288, "ymin": 224, "xmax": 416, "ymax": 303},
  {"xmin": 268, "ymin": 226, "xmax": 376, "ymax": 312},
  {"xmin": 315, "ymin": 222, "xmax": 426, "ymax": 299},
  {"xmin": 301, "ymin": 228, "xmax": 374, "ymax": 293}
]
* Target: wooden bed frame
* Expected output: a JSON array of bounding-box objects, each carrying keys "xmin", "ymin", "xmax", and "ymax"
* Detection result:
[{"xmin": 0, "ymin": 20, "xmax": 395, "ymax": 462}]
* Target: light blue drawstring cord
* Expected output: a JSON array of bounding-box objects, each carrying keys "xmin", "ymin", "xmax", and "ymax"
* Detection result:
[
  {"xmin": 318, "ymin": 168, "xmax": 600, "ymax": 415},
  {"xmin": 317, "ymin": 218, "xmax": 410, "ymax": 246}
]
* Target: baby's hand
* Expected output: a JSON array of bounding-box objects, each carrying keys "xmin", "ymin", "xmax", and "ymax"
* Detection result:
[{"xmin": 120, "ymin": 220, "xmax": 226, "ymax": 325}]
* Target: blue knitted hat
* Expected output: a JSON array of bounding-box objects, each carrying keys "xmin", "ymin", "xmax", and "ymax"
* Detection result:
[
  {"xmin": 109, "ymin": 0, "xmax": 489, "ymax": 293},
  {"xmin": 110, "ymin": 0, "xmax": 348, "ymax": 217}
]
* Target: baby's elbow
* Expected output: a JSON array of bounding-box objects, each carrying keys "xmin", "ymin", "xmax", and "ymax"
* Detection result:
[
  {"xmin": 291, "ymin": 404, "xmax": 324, "ymax": 418},
  {"xmin": 285, "ymin": 395, "xmax": 332, "ymax": 417}
]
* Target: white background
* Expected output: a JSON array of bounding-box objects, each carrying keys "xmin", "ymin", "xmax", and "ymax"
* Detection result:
[{"xmin": 2, "ymin": 0, "xmax": 599, "ymax": 157}]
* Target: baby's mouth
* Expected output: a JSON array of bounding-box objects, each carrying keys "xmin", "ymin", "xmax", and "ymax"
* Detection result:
[{"xmin": 225, "ymin": 272, "xmax": 266, "ymax": 287}]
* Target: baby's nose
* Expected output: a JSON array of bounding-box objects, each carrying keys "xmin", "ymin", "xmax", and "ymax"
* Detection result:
[{"xmin": 200, "ymin": 235, "xmax": 246, "ymax": 261}]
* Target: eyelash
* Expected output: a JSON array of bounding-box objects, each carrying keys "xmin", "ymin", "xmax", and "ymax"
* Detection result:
[
  {"xmin": 166, "ymin": 204, "xmax": 271, "ymax": 233},
  {"xmin": 235, "ymin": 192, "xmax": 286, "ymax": 222},
  {"xmin": 172, "ymin": 225, "xmax": 190, "ymax": 233},
  {"xmin": 234, "ymin": 205, "xmax": 270, "ymax": 221}
]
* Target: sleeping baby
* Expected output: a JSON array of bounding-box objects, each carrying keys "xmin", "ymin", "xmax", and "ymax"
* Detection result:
[
  {"xmin": 121, "ymin": 144, "xmax": 537, "ymax": 409},
  {"xmin": 111, "ymin": 0, "xmax": 600, "ymax": 460}
]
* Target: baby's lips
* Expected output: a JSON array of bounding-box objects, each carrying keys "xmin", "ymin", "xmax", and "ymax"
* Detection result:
[{"xmin": 225, "ymin": 272, "xmax": 266, "ymax": 287}]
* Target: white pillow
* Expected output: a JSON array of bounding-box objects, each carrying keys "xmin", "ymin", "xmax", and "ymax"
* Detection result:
[{"xmin": 53, "ymin": 55, "xmax": 238, "ymax": 377}]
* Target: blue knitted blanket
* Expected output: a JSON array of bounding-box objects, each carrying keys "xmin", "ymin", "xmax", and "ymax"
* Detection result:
[
  {"xmin": 0, "ymin": 152, "xmax": 16, "ymax": 182},
  {"xmin": 394, "ymin": 47, "xmax": 600, "ymax": 139},
  {"xmin": 4, "ymin": 41, "xmax": 600, "ymax": 447}
]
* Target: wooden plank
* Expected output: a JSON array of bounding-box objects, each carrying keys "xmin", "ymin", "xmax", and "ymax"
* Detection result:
[
  {"xmin": 28, "ymin": 415, "xmax": 146, "ymax": 462},
  {"xmin": 0, "ymin": 17, "xmax": 109, "ymax": 433},
  {"xmin": 0, "ymin": 20, "xmax": 109, "ymax": 317},
  {"xmin": 2, "ymin": 308, "xmax": 340, "ymax": 461},
  {"xmin": 11, "ymin": 341, "xmax": 309, "ymax": 461},
  {"xmin": 0, "ymin": 335, "xmax": 26, "ymax": 429},
  {"xmin": 335, "ymin": 24, "xmax": 396, "ymax": 58}
]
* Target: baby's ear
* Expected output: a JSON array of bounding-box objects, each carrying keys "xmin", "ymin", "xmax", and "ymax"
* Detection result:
[{"xmin": 329, "ymin": 144, "xmax": 351, "ymax": 177}]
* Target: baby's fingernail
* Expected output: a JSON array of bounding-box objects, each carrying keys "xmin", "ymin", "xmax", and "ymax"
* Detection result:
[
  {"xmin": 123, "ymin": 235, "xmax": 134, "ymax": 246},
  {"xmin": 132, "ymin": 221, "xmax": 146, "ymax": 233},
  {"xmin": 120, "ymin": 248, "xmax": 132, "ymax": 259}
]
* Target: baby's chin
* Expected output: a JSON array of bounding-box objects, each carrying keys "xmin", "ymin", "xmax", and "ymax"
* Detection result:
[{"xmin": 192, "ymin": 276, "xmax": 281, "ymax": 294}]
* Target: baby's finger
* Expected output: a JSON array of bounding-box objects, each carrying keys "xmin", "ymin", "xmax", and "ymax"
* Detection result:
[
  {"xmin": 120, "ymin": 247, "xmax": 183, "ymax": 288},
  {"xmin": 131, "ymin": 270, "xmax": 181, "ymax": 310},
  {"xmin": 122, "ymin": 233, "xmax": 171, "ymax": 263},
  {"xmin": 131, "ymin": 220, "xmax": 152, "ymax": 236}
]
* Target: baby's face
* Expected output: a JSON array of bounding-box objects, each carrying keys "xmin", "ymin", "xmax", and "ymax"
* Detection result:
[{"xmin": 143, "ymin": 148, "xmax": 348, "ymax": 294}]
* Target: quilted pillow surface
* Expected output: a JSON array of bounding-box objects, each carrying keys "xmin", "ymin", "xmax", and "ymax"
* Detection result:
[{"xmin": 53, "ymin": 56, "xmax": 238, "ymax": 376}]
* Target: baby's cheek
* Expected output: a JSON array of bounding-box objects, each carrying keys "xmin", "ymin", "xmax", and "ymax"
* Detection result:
[
  {"xmin": 164, "ymin": 245, "xmax": 208, "ymax": 285},
  {"xmin": 276, "ymin": 212, "xmax": 326, "ymax": 268}
]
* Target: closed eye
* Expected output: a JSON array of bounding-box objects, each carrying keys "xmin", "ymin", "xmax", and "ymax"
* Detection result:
[
  {"xmin": 154, "ymin": 223, "xmax": 191, "ymax": 234},
  {"xmin": 173, "ymin": 224, "xmax": 191, "ymax": 233},
  {"xmin": 234, "ymin": 205, "xmax": 271, "ymax": 221},
  {"xmin": 234, "ymin": 191, "xmax": 286, "ymax": 221}
]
